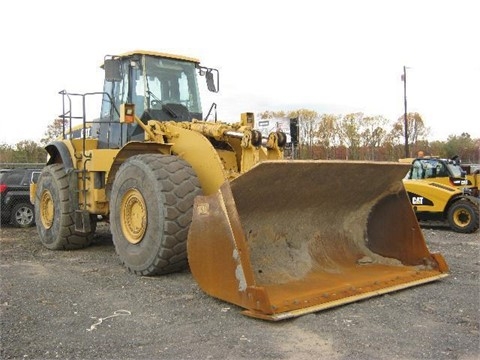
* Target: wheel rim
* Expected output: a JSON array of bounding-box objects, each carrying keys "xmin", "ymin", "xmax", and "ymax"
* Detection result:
[
  {"xmin": 40, "ymin": 190, "xmax": 54, "ymax": 229},
  {"xmin": 120, "ymin": 188, "xmax": 147, "ymax": 244},
  {"xmin": 452, "ymin": 208, "xmax": 470, "ymax": 228},
  {"xmin": 15, "ymin": 206, "xmax": 33, "ymax": 225}
]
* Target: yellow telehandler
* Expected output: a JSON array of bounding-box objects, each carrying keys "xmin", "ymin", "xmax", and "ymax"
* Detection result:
[
  {"xmin": 30, "ymin": 50, "xmax": 448, "ymax": 320},
  {"xmin": 402, "ymin": 156, "xmax": 479, "ymax": 233}
]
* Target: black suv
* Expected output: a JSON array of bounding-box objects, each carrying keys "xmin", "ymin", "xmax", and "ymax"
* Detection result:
[{"xmin": 0, "ymin": 168, "xmax": 42, "ymax": 227}]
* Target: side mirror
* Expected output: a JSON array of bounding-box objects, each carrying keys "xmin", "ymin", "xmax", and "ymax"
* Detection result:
[
  {"xmin": 104, "ymin": 58, "xmax": 123, "ymax": 82},
  {"xmin": 206, "ymin": 70, "xmax": 217, "ymax": 92},
  {"xmin": 198, "ymin": 66, "xmax": 219, "ymax": 93}
]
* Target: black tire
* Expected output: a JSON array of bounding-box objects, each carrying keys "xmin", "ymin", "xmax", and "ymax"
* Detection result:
[
  {"xmin": 447, "ymin": 199, "xmax": 479, "ymax": 233},
  {"xmin": 34, "ymin": 164, "xmax": 95, "ymax": 250},
  {"xmin": 11, "ymin": 202, "xmax": 35, "ymax": 228},
  {"xmin": 110, "ymin": 154, "xmax": 201, "ymax": 276}
]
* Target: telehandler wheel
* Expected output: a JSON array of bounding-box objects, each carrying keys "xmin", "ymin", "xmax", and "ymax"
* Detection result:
[
  {"xmin": 110, "ymin": 154, "xmax": 201, "ymax": 276},
  {"xmin": 34, "ymin": 164, "xmax": 95, "ymax": 250},
  {"xmin": 447, "ymin": 198, "xmax": 479, "ymax": 233}
]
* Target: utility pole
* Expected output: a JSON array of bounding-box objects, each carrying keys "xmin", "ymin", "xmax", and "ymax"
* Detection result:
[{"xmin": 402, "ymin": 66, "xmax": 409, "ymax": 158}]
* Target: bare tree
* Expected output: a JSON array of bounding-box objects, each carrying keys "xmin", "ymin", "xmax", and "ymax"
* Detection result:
[
  {"xmin": 338, "ymin": 112, "xmax": 363, "ymax": 160},
  {"xmin": 257, "ymin": 110, "xmax": 287, "ymax": 119},
  {"xmin": 315, "ymin": 114, "xmax": 340, "ymax": 159},
  {"xmin": 361, "ymin": 115, "xmax": 389, "ymax": 160},
  {"xmin": 40, "ymin": 118, "xmax": 66, "ymax": 146},
  {"xmin": 390, "ymin": 112, "xmax": 430, "ymax": 155}
]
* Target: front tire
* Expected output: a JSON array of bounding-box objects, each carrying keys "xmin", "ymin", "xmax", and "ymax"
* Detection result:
[
  {"xmin": 110, "ymin": 154, "xmax": 201, "ymax": 275},
  {"xmin": 34, "ymin": 164, "xmax": 95, "ymax": 249},
  {"xmin": 447, "ymin": 198, "xmax": 479, "ymax": 233}
]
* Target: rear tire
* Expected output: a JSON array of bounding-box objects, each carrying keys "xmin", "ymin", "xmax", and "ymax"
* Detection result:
[
  {"xmin": 11, "ymin": 202, "xmax": 35, "ymax": 228},
  {"xmin": 110, "ymin": 154, "xmax": 201, "ymax": 275},
  {"xmin": 447, "ymin": 199, "xmax": 479, "ymax": 233},
  {"xmin": 10, "ymin": 203, "xmax": 35, "ymax": 228},
  {"xmin": 34, "ymin": 164, "xmax": 95, "ymax": 249}
]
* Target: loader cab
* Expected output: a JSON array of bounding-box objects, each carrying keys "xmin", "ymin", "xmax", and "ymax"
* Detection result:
[{"xmin": 94, "ymin": 51, "xmax": 219, "ymax": 148}]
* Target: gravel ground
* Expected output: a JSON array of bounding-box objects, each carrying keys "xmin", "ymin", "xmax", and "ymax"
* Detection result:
[{"xmin": 0, "ymin": 222, "xmax": 479, "ymax": 360}]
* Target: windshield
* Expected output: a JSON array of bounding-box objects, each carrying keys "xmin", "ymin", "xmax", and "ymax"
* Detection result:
[
  {"xmin": 141, "ymin": 55, "xmax": 201, "ymax": 115},
  {"xmin": 446, "ymin": 162, "xmax": 464, "ymax": 177}
]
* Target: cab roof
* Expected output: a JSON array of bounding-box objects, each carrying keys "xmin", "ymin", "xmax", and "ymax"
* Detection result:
[{"xmin": 113, "ymin": 50, "xmax": 200, "ymax": 64}]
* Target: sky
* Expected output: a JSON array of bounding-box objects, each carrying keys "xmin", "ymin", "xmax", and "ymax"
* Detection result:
[{"xmin": 1, "ymin": 0, "xmax": 479, "ymax": 145}]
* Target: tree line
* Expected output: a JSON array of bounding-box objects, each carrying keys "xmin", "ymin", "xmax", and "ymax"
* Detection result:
[
  {"xmin": 259, "ymin": 109, "xmax": 480, "ymax": 163},
  {"xmin": 0, "ymin": 119, "xmax": 64, "ymax": 164},
  {"xmin": 1, "ymin": 113, "xmax": 479, "ymax": 165}
]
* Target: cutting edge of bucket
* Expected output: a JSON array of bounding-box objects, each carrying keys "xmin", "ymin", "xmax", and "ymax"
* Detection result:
[{"xmin": 242, "ymin": 272, "xmax": 449, "ymax": 321}]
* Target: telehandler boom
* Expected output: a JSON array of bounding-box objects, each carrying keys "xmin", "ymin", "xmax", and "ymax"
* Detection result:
[{"xmin": 31, "ymin": 50, "xmax": 448, "ymax": 320}]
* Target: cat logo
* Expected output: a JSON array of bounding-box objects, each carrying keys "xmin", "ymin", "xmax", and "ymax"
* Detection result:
[
  {"xmin": 452, "ymin": 179, "xmax": 469, "ymax": 186},
  {"xmin": 412, "ymin": 196, "xmax": 424, "ymax": 205}
]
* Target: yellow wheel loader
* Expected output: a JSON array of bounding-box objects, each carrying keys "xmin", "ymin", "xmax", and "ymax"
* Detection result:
[{"xmin": 30, "ymin": 50, "xmax": 448, "ymax": 320}]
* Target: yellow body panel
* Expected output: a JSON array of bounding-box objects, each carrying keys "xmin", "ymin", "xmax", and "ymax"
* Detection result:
[
  {"xmin": 166, "ymin": 123, "xmax": 229, "ymax": 195},
  {"xmin": 83, "ymin": 149, "xmax": 118, "ymax": 172},
  {"xmin": 403, "ymin": 180, "xmax": 461, "ymax": 213}
]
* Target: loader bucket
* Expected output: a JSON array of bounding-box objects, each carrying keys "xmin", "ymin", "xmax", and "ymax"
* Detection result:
[{"xmin": 187, "ymin": 160, "xmax": 448, "ymax": 321}]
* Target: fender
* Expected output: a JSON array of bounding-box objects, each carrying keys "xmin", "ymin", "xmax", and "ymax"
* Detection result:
[
  {"xmin": 459, "ymin": 195, "xmax": 480, "ymax": 206},
  {"xmin": 445, "ymin": 194, "xmax": 480, "ymax": 216},
  {"xmin": 45, "ymin": 141, "xmax": 74, "ymax": 170}
]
